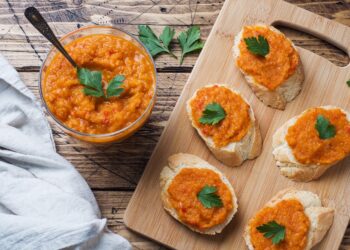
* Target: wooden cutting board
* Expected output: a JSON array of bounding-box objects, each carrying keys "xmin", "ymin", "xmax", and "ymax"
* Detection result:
[{"xmin": 124, "ymin": 0, "xmax": 350, "ymax": 249}]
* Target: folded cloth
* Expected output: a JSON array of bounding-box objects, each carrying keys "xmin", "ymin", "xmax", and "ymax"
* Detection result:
[{"xmin": 0, "ymin": 54, "xmax": 131, "ymax": 250}]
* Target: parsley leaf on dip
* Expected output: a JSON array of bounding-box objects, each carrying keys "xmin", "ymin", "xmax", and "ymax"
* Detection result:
[
  {"xmin": 244, "ymin": 35, "xmax": 270, "ymax": 57},
  {"xmin": 78, "ymin": 68, "xmax": 104, "ymax": 97},
  {"xmin": 257, "ymin": 220, "xmax": 286, "ymax": 245},
  {"xmin": 197, "ymin": 185, "xmax": 223, "ymax": 208},
  {"xmin": 106, "ymin": 75, "xmax": 125, "ymax": 98},
  {"xmin": 199, "ymin": 102, "xmax": 226, "ymax": 125},
  {"xmin": 315, "ymin": 115, "xmax": 336, "ymax": 139}
]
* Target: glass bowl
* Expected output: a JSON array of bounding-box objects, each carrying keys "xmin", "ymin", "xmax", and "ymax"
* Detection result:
[{"xmin": 39, "ymin": 25, "xmax": 157, "ymax": 144}]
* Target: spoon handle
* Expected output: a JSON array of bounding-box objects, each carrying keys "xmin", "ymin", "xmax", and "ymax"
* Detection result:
[{"xmin": 24, "ymin": 7, "xmax": 78, "ymax": 68}]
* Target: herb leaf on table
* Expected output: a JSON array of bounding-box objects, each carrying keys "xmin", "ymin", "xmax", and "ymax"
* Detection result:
[
  {"xmin": 178, "ymin": 26, "xmax": 204, "ymax": 65},
  {"xmin": 138, "ymin": 25, "xmax": 176, "ymax": 58}
]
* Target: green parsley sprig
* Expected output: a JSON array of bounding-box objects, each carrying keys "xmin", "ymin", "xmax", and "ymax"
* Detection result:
[
  {"xmin": 199, "ymin": 103, "xmax": 226, "ymax": 125},
  {"xmin": 347, "ymin": 80, "xmax": 350, "ymax": 87},
  {"xmin": 244, "ymin": 35, "xmax": 270, "ymax": 57},
  {"xmin": 138, "ymin": 25, "xmax": 176, "ymax": 58},
  {"xmin": 257, "ymin": 220, "xmax": 286, "ymax": 245},
  {"xmin": 138, "ymin": 25, "xmax": 204, "ymax": 64},
  {"xmin": 197, "ymin": 185, "xmax": 223, "ymax": 208},
  {"xmin": 77, "ymin": 68, "xmax": 125, "ymax": 98},
  {"xmin": 78, "ymin": 68, "xmax": 104, "ymax": 97},
  {"xmin": 178, "ymin": 26, "xmax": 204, "ymax": 65},
  {"xmin": 315, "ymin": 115, "xmax": 336, "ymax": 139}
]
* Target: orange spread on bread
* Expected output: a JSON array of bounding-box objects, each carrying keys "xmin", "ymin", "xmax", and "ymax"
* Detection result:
[
  {"xmin": 167, "ymin": 168, "xmax": 233, "ymax": 230},
  {"xmin": 286, "ymin": 108, "xmax": 350, "ymax": 165},
  {"xmin": 190, "ymin": 85, "xmax": 251, "ymax": 147},
  {"xmin": 237, "ymin": 26, "xmax": 299, "ymax": 90},
  {"xmin": 249, "ymin": 199, "xmax": 310, "ymax": 250}
]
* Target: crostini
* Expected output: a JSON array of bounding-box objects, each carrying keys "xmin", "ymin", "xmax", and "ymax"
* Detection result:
[
  {"xmin": 273, "ymin": 106, "xmax": 350, "ymax": 182},
  {"xmin": 160, "ymin": 153, "xmax": 238, "ymax": 234},
  {"xmin": 187, "ymin": 84, "xmax": 262, "ymax": 167},
  {"xmin": 245, "ymin": 188, "xmax": 334, "ymax": 250},
  {"xmin": 233, "ymin": 24, "xmax": 304, "ymax": 110}
]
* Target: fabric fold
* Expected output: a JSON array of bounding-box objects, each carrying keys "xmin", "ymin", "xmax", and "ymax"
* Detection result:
[{"xmin": 0, "ymin": 54, "xmax": 131, "ymax": 250}]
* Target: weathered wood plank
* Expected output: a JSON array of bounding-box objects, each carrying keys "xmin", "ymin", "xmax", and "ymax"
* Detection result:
[{"xmin": 1, "ymin": 0, "xmax": 221, "ymax": 26}]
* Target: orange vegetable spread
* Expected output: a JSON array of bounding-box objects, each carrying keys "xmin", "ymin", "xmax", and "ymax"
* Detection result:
[
  {"xmin": 249, "ymin": 199, "xmax": 310, "ymax": 250},
  {"xmin": 167, "ymin": 168, "xmax": 233, "ymax": 230},
  {"xmin": 43, "ymin": 34, "xmax": 155, "ymax": 134},
  {"xmin": 190, "ymin": 85, "xmax": 251, "ymax": 147},
  {"xmin": 237, "ymin": 26, "xmax": 299, "ymax": 90},
  {"xmin": 286, "ymin": 108, "xmax": 350, "ymax": 165}
]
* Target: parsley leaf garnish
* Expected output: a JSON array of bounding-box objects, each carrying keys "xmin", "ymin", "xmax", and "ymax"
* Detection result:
[
  {"xmin": 77, "ymin": 68, "xmax": 125, "ymax": 98},
  {"xmin": 178, "ymin": 26, "xmax": 204, "ymax": 65},
  {"xmin": 244, "ymin": 35, "xmax": 270, "ymax": 57},
  {"xmin": 257, "ymin": 220, "xmax": 286, "ymax": 245},
  {"xmin": 347, "ymin": 80, "xmax": 350, "ymax": 87},
  {"xmin": 315, "ymin": 115, "xmax": 336, "ymax": 139},
  {"xmin": 106, "ymin": 75, "xmax": 125, "ymax": 98},
  {"xmin": 197, "ymin": 185, "xmax": 223, "ymax": 208},
  {"xmin": 199, "ymin": 103, "xmax": 226, "ymax": 125},
  {"xmin": 138, "ymin": 25, "xmax": 176, "ymax": 58},
  {"xmin": 78, "ymin": 68, "xmax": 104, "ymax": 97}
]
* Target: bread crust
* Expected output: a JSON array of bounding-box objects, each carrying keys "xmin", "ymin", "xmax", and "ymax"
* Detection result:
[
  {"xmin": 233, "ymin": 24, "xmax": 304, "ymax": 110},
  {"xmin": 244, "ymin": 188, "xmax": 334, "ymax": 250},
  {"xmin": 272, "ymin": 105, "xmax": 350, "ymax": 182},
  {"xmin": 160, "ymin": 153, "xmax": 238, "ymax": 235},
  {"xmin": 186, "ymin": 84, "xmax": 262, "ymax": 167}
]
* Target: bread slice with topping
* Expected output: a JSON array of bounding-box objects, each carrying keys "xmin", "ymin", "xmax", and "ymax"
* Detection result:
[
  {"xmin": 244, "ymin": 188, "xmax": 334, "ymax": 250},
  {"xmin": 233, "ymin": 24, "xmax": 304, "ymax": 110},
  {"xmin": 187, "ymin": 84, "xmax": 262, "ymax": 167},
  {"xmin": 160, "ymin": 153, "xmax": 238, "ymax": 234},
  {"xmin": 273, "ymin": 105, "xmax": 350, "ymax": 182}
]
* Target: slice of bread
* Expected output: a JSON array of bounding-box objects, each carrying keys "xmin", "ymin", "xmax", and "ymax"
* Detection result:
[
  {"xmin": 233, "ymin": 24, "xmax": 304, "ymax": 110},
  {"xmin": 186, "ymin": 84, "xmax": 262, "ymax": 167},
  {"xmin": 272, "ymin": 105, "xmax": 350, "ymax": 182},
  {"xmin": 160, "ymin": 153, "xmax": 238, "ymax": 234},
  {"xmin": 244, "ymin": 188, "xmax": 334, "ymax": 250}
]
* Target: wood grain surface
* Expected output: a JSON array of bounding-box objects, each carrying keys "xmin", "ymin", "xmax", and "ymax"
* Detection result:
[{"xmin": 0, "ymin": 0, "xmax": 349, "ymax": 249}]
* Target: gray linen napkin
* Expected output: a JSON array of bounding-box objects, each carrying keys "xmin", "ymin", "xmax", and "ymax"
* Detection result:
[{"xmin": 0, "ymin": 54, "xmax": 131, "ymax": 250}]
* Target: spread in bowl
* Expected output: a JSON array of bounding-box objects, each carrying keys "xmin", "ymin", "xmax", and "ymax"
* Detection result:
[
  {"xmin": 167, "ymin": 167, "xmax": 233, "ymax": 230},
  {"xmin": 286, "ymin": 107, "xmax": 350, "ymax": 165},
  {"xmin": 40, "ymin": 26, "xmax": 156, "ymax": 143}
]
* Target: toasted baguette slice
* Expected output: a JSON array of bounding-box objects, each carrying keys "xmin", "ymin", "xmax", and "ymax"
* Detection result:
[
  {"xmin": 186, "ymin": 84, "xmax": 262, "ymax": 167},
  {"xmin": 273, "ymin": 105, "xmax": 350, "ymax": 182},
  {"xmin": 244, "ymin": 188, "xmax": 334, "ymax": 250},
  {"xmin": 160, "ymin": 153, "xmax": 238, "ymax": 234},
  {"xmin": 233, "ymin": 24, "xmax": 304, "ymax": 110}
]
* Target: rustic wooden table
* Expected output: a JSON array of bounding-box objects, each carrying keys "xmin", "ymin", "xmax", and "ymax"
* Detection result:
[{"xmin": 1, "ymin": 0, "xmax": 350, "ymax": 249}]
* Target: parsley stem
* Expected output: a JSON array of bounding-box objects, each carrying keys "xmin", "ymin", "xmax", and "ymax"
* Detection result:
[
  {"xmin": 179, "ymin": 55, "xmax": 184, "ymax": 65},
  {"xmin": 169, "ymin": 52, "xmax": 178, "ymax": 59}
]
